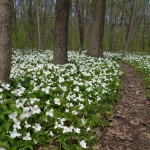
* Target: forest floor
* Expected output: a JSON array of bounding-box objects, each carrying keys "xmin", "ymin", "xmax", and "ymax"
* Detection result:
[{"xmin": 95, "ymin": 64, "xmax": 150, "ymax": 150}]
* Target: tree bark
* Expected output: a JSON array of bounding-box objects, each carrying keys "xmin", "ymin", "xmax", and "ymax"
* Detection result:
[
  {"xmin": 53, "ymin": 0, "xmax": 71, "ymax": 65},
  {"xmin": 108, "ymin": 1, "xmax": 115, "ymax": 52},
  {"xmin": 123, "ymin": 0, "xmax": 137, "ymax": 57},
  {"xmin": 0, "ymin": 0, "xmax": 12, "ymax": 83},
  {"xmin": 76, "ymin": 0, "xmax": 84, "ymax": 55},
  {"xmin": 36, "ymin": 1, "xmax": 43, "ymax": 50},
  {"xmin": 86, "ymin": 0, "xmax": 106, "ymax": 58},
  {"xmin": 28, "ymin": 0, "xmax": 33, "ymax": 48}
]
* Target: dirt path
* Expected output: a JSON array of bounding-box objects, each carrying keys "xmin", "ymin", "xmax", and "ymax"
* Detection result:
[{"xmin": 97, "ymin": 64, "xmax": 150, "ymax": 150}]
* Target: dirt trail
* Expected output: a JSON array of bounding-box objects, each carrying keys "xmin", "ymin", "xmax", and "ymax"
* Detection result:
[{"xmin": 97, "ymin": 64, "xmax": 150, "ymax": 150}]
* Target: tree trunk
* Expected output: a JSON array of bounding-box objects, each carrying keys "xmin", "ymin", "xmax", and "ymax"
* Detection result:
[
  {"xmin": 86, "ymin": 0, "xmax": 106, "ymax": 58},
  {"xmin": 36, "ymin": 1, "xmax": 42, "ymax": 50},
  {"xmin": 53, "ymin": 0, "xmax": 71, "ymax": 65},
  {"xmin": 28, "ymin": 0, "xmax": 33, "ymax": 48},
  {"xmin": 0, "ymin": 0, "xmax": 12, "ymax": 83},
  {"xmin": 108, "ymin": 1, "xmax": 115, "ymax": 52},
  {"xmin": 123, "ymin": 0, "xmax": 137, "ymax": 57},
  {"xmin": 76, "ymin": 0, "xmax": 84, "ymax": 55},
  {"xmin": 142, "ymin": 0, "xmax": 147, "ymax": 52}
]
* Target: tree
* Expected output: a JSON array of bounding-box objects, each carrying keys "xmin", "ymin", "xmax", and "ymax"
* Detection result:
[
  {"xmin": 53, "ymin": 0, "xmax": 71, "ymax": 65},
  {"xmin": 36, "ymin": 0, "xmax": 43, "ymax": 50},
  {"xmin": 122, "ymin": 0, "xmax": 137, "ymax": 57},
  {"xmin": 86, "ymin": 0, "xmax": 106, "ymax": 58},
  {"xmin": 0, "ymin": 0, "xmax": 12, "ymax": 83},
  {"xmin": 108, "ymin": 0, "xmax": 115, "ymax": 52},
  {"xmin": 28, "ymin": 0, "xmax": 33, "ymax": 48},
  {"xmin": 76, "ymin": 0, "xmax": 85, "ymax": 54}
]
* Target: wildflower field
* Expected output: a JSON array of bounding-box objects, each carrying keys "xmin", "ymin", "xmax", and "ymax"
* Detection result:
[
  {"xmin": 105, "ymin": 52, "xmax": 150, "ymax": 99},
  {"xmin": 0, "ymin": 50, "xmax": 124, "ymax": 150},
  {"xmin": 2, "ymin": 50, "xmax": 150, "ymax": 150}
]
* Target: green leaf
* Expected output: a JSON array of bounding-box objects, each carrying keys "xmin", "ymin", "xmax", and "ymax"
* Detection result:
[
  {"xmin": 3, "ymin": 122, "xmax": 11, "ymax": 131},
  {"xmin": 11, "ymin": 147, "xmax": 17, "ymax": 150},
  {"xmin": 3, "ymin": 110, "xmax": 14, "ymax": 115},
  {"xmin": 0, "ymin": 141, "xmax": 10, "ymax": 150},
  {"xmin": 0, "ymin": 114, "xmax": 5, "ymax": 121}
]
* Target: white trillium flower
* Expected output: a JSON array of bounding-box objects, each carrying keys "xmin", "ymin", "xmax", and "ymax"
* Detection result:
[
  {"xmin": 16, "ymin": 100, "xmax": 24, "ymax": 108},
  {"xmin": 74, "ymin": 128, "xmax": 80, "ymax": 133},
  {"xmin": 1, "ymin": 83, "xmax": 10, "ymax": 90},
  {"xmin": 32, "ymin": 123, "xmax": 42, "ymax": 132},
  {"xmin": 33, "ymin": 139, "xmax": 38, "ymax": 144},
  {"xmin": 65, "ymin": 109, "xmax": 69, "ymax": 113},
  {"xmin": 41, "ymin": 86, "xmax": 50, "ymax": 94},
  {"xmin": 79, "ymin": 103, "xmax": 84, "ymax": 110},
  {"xmin": 54, "ymin": 121, "xmax": 63, "ymax": 129},
  {"xmin": 30, "ymin": 98, "xmax": 39, "ymax": 105},
  {"xmin": 25, "ymin": 121, "xmax": 31, "ymax": 128},
  {"xmin": 23, "ymin": 132, "xmax": 32, "ymax": 140},
  {"xmin": 74, "ymin": 86, "xmax": 79, "ymax": 92},
  {"xmin": 10, "ymin": 129, "xmax": 21, "ymax": 138},
  {"xmin": 59, "ymin": 118, "xmax": 66, "ymax": 125},
  {"xmin": 13, "ymin": 121, "xmax": 21, "ymax": 129},
  {"xmin": 31, "ymin": 105, "xmax": 41, "ymax": 114},
  {"xmin": 80, "ymin": 140, "xmax": 87, "ymax": 149},
  {"xmin": 69, "ymin": 103, "xmax": 73, "ymax": 107},
  {"xmin": 87, "ymin": 127, "xmax": 91, "ymax": 131},
  {"xmin": 72, "ymin": 110, "xmax": 78, "ymax": 115},
  {"xmin": 46, "ymin": 109, "xmax": 54, "ymax": 117},
  {"xmin": 45, "ymin": 100, "xmax": 50, "ymax": 105},
  {"xmin": 88, "ymin": 99, "xmax": 93, "ymax": 104},
  {"xmin": 9, "ymin": 112, "xmax": 18, "ymax": 123},
  {"xmin": 11, "ymin": 89, "xmax": 24, "ymax": 96},
  {"xmin": 63, "ymin": 126, "xmax": 73, "ymax": 133},
  {"xmin": 81, "ymin": 117, "xmax": 86, "ymax": 125},
  {"xmin": 0, "ymin": 147, "xmax": 6, "ymax": 150},
  {"xmin": 0, "ymin": 88, "xmax": 3, "ymax": 92},
  {"xmin": 49, "ymin": 131, "xmax": 54, "ymax": 137},
  {"xmin": 59, "ymin": 77, "xmax": 64, "ymax": 83},
  {"xmin": 54, "ymin": 98, "xmax": 61, "ymax": 105},
  {"xmin": 20, "ymin": 107, "xmax": 31, "ymax": 119}
]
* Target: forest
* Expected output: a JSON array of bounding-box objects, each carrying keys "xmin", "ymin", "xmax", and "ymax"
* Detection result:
[
  {"xmin": 11, "ymin": 0, "xmax": 150, "ymax": 52},
  {"xmin": 0, "ymin": 0, "xmax": 150, "ymax": 150}
]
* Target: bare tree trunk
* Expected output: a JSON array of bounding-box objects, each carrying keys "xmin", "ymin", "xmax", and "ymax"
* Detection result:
[
  {"xmin": 28, "ymin": 0, "xmax": 33, "ymax": 48},
  {"xmin": 108, "ymin": 1, "xmax": 115, "ymax": 52},
  {"xmin": 53, "ymin": 0, "xmax": 71, "ymax": 65},
  {"xmin": 76, "ymin": 0, "xmax": 84, "ymax": 55},
  {"xmin": 86, "ymin": 0, "xmax": 106, "ymax": 58},
  {"xmin": 123, "ymin": 0, "xmax": 137, "ymax": 57},
  {"xmin": 0, "ymin": 0, "xmax": 12, "ymax": 83},
  {"xmin": 36, "ymin": 1, "xmax": 42, "ymax": 50},
  {"xmin": 12, "ymin": 0, "xmax": 16, "ymax": 28},
  {"xmin": 113, "ymin": 5, "xmax": 117, "ymax": 52},
  {"xmin": 142, "ymin": 0, "xmax": 147, "ymax": 52}
]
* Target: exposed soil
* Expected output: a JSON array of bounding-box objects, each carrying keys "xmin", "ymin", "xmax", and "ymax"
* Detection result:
[{"xmin": 96, "ymin": 64, "xmax": 150, "ymax": 150}]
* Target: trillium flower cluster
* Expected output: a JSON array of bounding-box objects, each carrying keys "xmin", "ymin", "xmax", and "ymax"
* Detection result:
[
  {"xmin": 105, "ymin": 52, "xmax": 150, "ymax": 99},
  {"xmin": 0, "ymin": 50, "xmax": 124, "ymax": 149}
]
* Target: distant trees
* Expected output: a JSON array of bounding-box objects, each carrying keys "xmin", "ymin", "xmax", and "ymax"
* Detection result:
[
  {"xmin": 86, "ymin": 0, "xmax": 106, "ymax": 58},
  {"xmin": 36, "ymin": 0, "xmax": 43, "ymax": 50},
  {"xmin": 10, "ymin": 0, "xmax": 150, "ymax": 53},
  {"xmin": 123, "ymin": 0, "xmax": 137, "ymax": 57},
  {"xmin": 0, "ymin": 0, "xmax": 12, "ymax": 83},
  {"xmin": 76, "ymin": 0, "xmax": 85, "ymax": 54},
  {"xmin": 1, "ymin": 0, "xmax": 150, "ymax": 83},
  {"xmin": 53, "ymin": 0, "xmax": 71, "ymax": 65}
]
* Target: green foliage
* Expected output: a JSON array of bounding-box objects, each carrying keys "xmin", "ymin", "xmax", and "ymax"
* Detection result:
[
  {"xmin": 104, "ymin": 52, "xmax": 150, "ymax": 100},
  {"xmin": 0, "ymin": 50, "xmax": 124, "ymax": 149}
]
